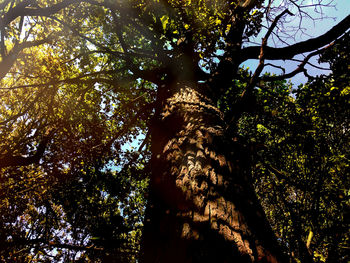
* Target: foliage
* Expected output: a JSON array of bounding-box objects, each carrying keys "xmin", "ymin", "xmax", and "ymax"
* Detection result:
[
  {"xmin": 0, "ymin": 1, "xmax": 152, "ymax": 261},
  {"xmin": 233, "ymin": 33, "xmax": 350, "ymax": 262}
]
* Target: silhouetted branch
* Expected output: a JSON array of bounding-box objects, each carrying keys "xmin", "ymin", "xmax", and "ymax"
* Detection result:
[
  {"xmin": 240, "ymin": 14, "xmax": 350, "ymax": 62},
  {"xmin": 0, "ymin": 137, "xmax": 49, "ymax": 169},
  {"xmin": 261, "ymin": 43, "xmax": 333, "ymax": 81}
]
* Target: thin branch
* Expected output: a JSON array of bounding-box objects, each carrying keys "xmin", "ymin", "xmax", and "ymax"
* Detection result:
[
  {"xmin": 242, "ymin": 10, "xmax": 293, "ymax": 102},
  {"xmin": 51, "ymin": 16, "xmax": 159, "ymax": 62},
  {"xmin": 15, "ymin": 15, "xmax": 24, "ymax": 45},
  {"xmin": 0, "ymin": 136, "xmax": 49, "ymax": 169},
  {"xmin": 50, "ymin": 16, "xmax": 166, "ymax": 83},
  {"xmin": 4, "ymin": 238, "xmax": 104, "ymax": 252},
  {"xmin": 264, "ymin": 63, "xmax": 286, "ymax": 74},
  {"xmin": 288, "ymin": 58, "xmax": 330, "ymax": 71},
  {"xmin": 1, "ymin": 70, "xmax": 131, "ymax": 90},
  {"xmin": 0, "ymin": 25, "xmax": 5, "ymax": 57},
  {"xmin": 239, "ymin": 0, "xmax": 260, "ymax": 11},
  {"xmin": 0, "ymin": 0, "xmax": 12, "ymax": 12},
  {"xmin": 226, "ymin": 10, "xmax": 293, "ymax": 130},
  {"xmin": 46, "ymin": 241, "xmax": 104, "ymax": 252},
  {"xmin": 240, "ymin": 14, "xmax": 350, "ymax": 62},
  {"xmin": 261, "ymin": 43, "xmax": 333, "ymax": 81}
]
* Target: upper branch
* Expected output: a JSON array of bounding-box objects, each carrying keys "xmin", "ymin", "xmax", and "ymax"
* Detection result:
[
  {"xmin": 226, "ymin": 9, "xmax": 292, "ymax": 128},
  {"xmin": 0, "ymin": 0, "xmax": 79, "ymax": 28},
  {"xmin": 240, "ymin": 14, "xmax": 350, "ymax": 62},
  {"xmin": 260, "ymin": 43, "xmax": 334, "ymax": 81},
  {"xmin": 0, "ymin": 38, "xmax": 50, "ymax": 80}
]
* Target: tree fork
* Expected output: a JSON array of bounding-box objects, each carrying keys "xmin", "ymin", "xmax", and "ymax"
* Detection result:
[{"xmin": 141, "ymin": 80, "xmax": 287, "ymax": 263}]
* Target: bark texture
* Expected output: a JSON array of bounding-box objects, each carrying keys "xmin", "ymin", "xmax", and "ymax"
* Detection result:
[{"xmin": 142, "ymin": 81, "xmax": 286, "ymax": 263}]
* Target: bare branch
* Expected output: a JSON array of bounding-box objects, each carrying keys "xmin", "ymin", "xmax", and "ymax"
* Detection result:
[
  {"xmin": 260, "ymin": 42, "xmax": 333, "ymax": 81},
  {"xmin": 289, "ymin": 57, "xmax": 330, "ymax": 71},
  {"xmin": 240, "ymin": 14, "xmax": 350, "ymax": 62},
  {"xmin": 225, "ymin": 9, "xmax": 294, "ymax": 129},
  {"xmin": 243, "ymin": 10, "xmax": 293, "ymax": 98},
  {"xmin": 264, "ymin": 63, "xmax": 286, "ymax": 74}
]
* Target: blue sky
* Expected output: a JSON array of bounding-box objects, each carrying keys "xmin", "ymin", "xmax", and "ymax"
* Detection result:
[{"xmin": 242, "ymin": 0, "xmax": 350, "ymax": 86}]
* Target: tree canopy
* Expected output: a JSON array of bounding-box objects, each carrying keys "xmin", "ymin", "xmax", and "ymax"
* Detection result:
[{"xmin": 0, "ymin": 0, "xmax": 349, "ymax": 262}]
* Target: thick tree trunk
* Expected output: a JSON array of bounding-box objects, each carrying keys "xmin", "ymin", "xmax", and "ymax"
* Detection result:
[{"xmin": 141, "ymin": 81, "xmax": 287, "ymax": 263}]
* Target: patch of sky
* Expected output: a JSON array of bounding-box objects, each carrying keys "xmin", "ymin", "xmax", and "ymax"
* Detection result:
[
  {"xmin": 241, "ymin": 0, "xmax": 349, "ymax": 86},
  {"xmin": 103, "ymin": 131, "xmax": 146, "ymax": 173}
]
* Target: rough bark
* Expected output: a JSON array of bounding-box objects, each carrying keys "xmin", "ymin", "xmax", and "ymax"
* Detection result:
[{"xmin": 141, "ymin": 81, "xmax": 287, "ymax": 263}]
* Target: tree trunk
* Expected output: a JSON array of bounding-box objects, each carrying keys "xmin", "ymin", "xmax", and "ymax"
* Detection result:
[{"xmin": 141, "ymin": 80, "xmax": 287, "ymax": 263}]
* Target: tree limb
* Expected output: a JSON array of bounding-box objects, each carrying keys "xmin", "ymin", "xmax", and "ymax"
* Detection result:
[
  {"xmin": 260, "ymin": 43, "xmax": 333, "ymax": 81},
  {"xmin": 226, "ymin": 10, "xmax": 292, "ymax": 128},
  {"xmin": 0, "ymin": 137, "xmax": 49, "ymax": 169},
  {"xmin": 4, "ymin": 238, "xmax": 104, "ymax": 252},
  {"xmin": 0, "ymin": 38, "xmax": 50, "ymax": 80},
  {"xmin": 0, "ymin": 0, "xmax": 78, "ymax": 28},
  {"xmin": 240, "ymin": 14, "xmax": 350, "ymax": 62}
]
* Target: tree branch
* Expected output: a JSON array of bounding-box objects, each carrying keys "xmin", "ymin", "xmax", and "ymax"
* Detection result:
[
  {"xmin": 240, "ymin": 14, "xmax": 350, "ymax": 62},
  {"xmin": 238, "ymin": 0, "xmax": 260, "ymax": 11},
  {"xmin": 0, "ymin": 38, "xmax": 50, "ymax": 80},
  {"xmin": 4, "ymin": 238, "xmax": 104, "ymax": 252},
  {"xmin": 0, "ymin": 0, "xmax": 79, "ymax": 28},
  {"xmin": 260, "ymin": 43, "xmax": 333, "ymax": 81},
  {"xmin": 226, "ymin": 10, "xmax": 292, "ymax": 128},
  {"xmin": 0, "ymin": 137, "xmax": 49, "ymax": 169}
]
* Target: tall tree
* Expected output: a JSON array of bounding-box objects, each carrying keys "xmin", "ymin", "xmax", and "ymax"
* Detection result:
[{"xmin": 0, "ymin": 0, "xmax": 349, "ymax": 262}]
